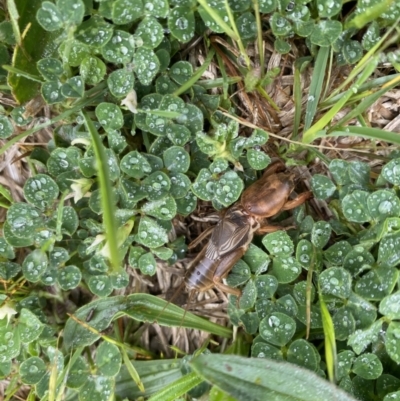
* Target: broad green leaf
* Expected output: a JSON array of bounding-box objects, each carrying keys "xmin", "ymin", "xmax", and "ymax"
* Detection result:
[
  {"xmin": 135, "ymin": 17, "xmax": 164, "ymax": 49},
  {"xmin": 355, "ymin": 266, "xmax": 398, "ymax": 300},
  {"xmin": 352, "ymin": 353, "xmax": 383, "ymax": 380},
  {"xmin": 378, "ymin": 232, "xmax": 400, "ymax": 268},
  {"xmin": 176, "ymin": 190, "xmax": 197, "ymax": 216},
  {"xmin": 79, "ymin": 375, "xmax": 114, "ymax": 401},
  {"xmin": 22, "ymin": 249, "xmax": 48, "ymax": 282},
  {"xmin": 141, "ymin": 171, "xmax": 171, "ymax": 200},
  {"xmin": 381, "ymin": 158, "xmax": 400, "ymax": 185},
  {"xmin": 75, "ymin": 16, "xmax": 113, "ymax": 47},
  {"xmin": 311, "ymin": 221, "xmax": 331, "ymax": 248},
  {"xmin": 251, "ymin": 341, "xmax": 283, "ymax": 360},
  {"xmin": 20, "ymin": 357, "xmax": 47, "ymax": 384},
  {"xmin": 310, "ymin": 20, "xmax": 342, "ymax": 47},
  {"xmin": 57, "ymin": 265, "xmax": 82, "ymax": 290},
  {"xmin": 101, "ymin": 30, "xmax": 135, "ymax": 64},
  {"xmin": 341, "ymin": 190, "xmax": 371, "ymax": 223},
  {"xmin": 262, "ymin": 231, "xmax": 294, "ymax": 256},
  {"xmin": 367, "ymin": 190, "xmax": 400, "ymax": 221},
  {"xmin": 259, "ymin": 0, "xmax": 276, "ymax": 13},
  {"xmin": 143, "ymin": 0, "xmax": 169, "ymax": 17},
  {"xmin": 57, "ymin": 0, "xmax": 85, "ymax": 25},
  {"xmin": 243, "ymin": 243, "xmax": 270, "ymax": 275},
  {"xmin": 190, "ymin": 354, "xmax": 358, "ymax": 401},
  {"xmin": 236, "ymin": 11, "xmax": 257, "ymax": 39},
  {"xmin": 41, "ymin": 81, "xmax": 65, "ymax": 104},
  {"xmin": 108, "ymin": 69, "xmax": 134, "ymax": 98},
  {"xmin": 310, "ymin": 174, "xmax": 336, "ymax": 199},
  {"xmin": 0, "ymin": 318, "xmax": 20, "ymax": 362},
  {"xmin": 96, "ymin": 342, "xmax": 121, "ymax": 377},
  {"xmin": 337, "ymin": 351, "xmax": 355, "ymax": 381},
  {"xmin": 67, "ymin": 357, "xmax": 90, "ymax": 388},
  {"xmin": 329, "ymin": 159, "xmax": 351, "ymax": 185},
  {"xmin": 270, "ymin": 12, "xmax": 292, "ymax": 36},
  {"xmin": 287, "ymin": 339, "xmax": 320, "ymax": 372},
  {"xmin": 293, "ymin": 281, "xmax": 315, "ymax": 305},
  {"xmin": 170, "ymin": 61, "xmax": 193, "ymax": 85},
  {"xmin": 317, "ymin": 0, "xmax": 341, "ymax": 18},
  {"xmin": 137, "ymin": 216, "xmax": 168, "ymax": 248},
  {"xmin": 246, "ymin": 148, "xmax": 271, "ymax": 170},
  {"xmin": 0, "ymin": 116, "xmax": 13, "ymax": 139},
  {"xmin": 348, "ymin": 320, "xmax": 382, "ymax": 354},
  {"xmin": 120, "ymin": 151, "xmax": 152, "ymax": 179},
  {"xmin": 138, "ymin": 252, "xmax": 157, "ymax": 276},
  {"xmin": 61, "ymin": 76, "xmax": 84, "ymax": 98},
  {"xmin": 37, "ymin": 57, "xmax": 63, "ymax": 81},
  {"xmin": 386, "ymin": 321, "xmax": 400, "ymax": 364},
  {"xmin": 112, "ymin": 0, "xmax": 143, "ymax": 24},
  {"xmin": 23, "ymin": 174, "xmax": 59, "ymax": 210},
  {"xmin": 80, "ymin": 56, "xmax": 106, "ymax": 85},
  {"xmin": 36, "ymin": 2, "xmax": 63, "ymax": 31},
  {"xmin": 168, "ymin": 6, "xmax": 195, "ymax": 43},
  {"xmin": 169, "ymin": 172, "xmax": 191, "ymax": 199},
  {"xmin": 379, "ymin": 291, "xmax": 400, "ymax": 319},
  {"xmin": 133, "ymin": 47, "xmax": 160, "ymax": 85},
  {"xmin": 259, "ymin": 312, "xmax": 296, "ymax": 346},
  {"xmin": 239, "ymin": 280, "xmax": 257, "ymax": 310},
  {"xmin": 163, "ymin": 146, "xmax": 190, "ymax": 173},
  {"xmin": 324, "ymin": 241, "xmax": 352, "ymax": 266},
  {"xmin": 95, "ymin": 102, "xmax": 124, "ymax": 131},
  {"xmin": 87, "ymin": 275, "xmax": 113, "ymax": 297},
  {"xmin": 333, "ymin": 307, "xmax": 356, "ymax": 341},
  {"xmin": 271, "ymin": 255, "xmax": 302, "ymax": 283},
  {"xmin": 319, "ymin": 267, "xmax": 352, "ymax": 299}
]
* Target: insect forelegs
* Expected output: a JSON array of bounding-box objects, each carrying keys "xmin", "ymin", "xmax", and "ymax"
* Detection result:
[{"xmin": 280, "ymin": 191, "xmax": 313, "ymax": 211}]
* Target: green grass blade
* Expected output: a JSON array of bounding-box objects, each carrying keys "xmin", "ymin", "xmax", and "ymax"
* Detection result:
[
  {"xmin": 320, "ymin": 73, "xmax": 400, "ymax": 108},
  {"xmin": 328, "ymin": 126, "xmax": 400, "ymax": 146},
  {"xmin": 326, "ymin": 27, "xmax": 399, "ymax": 101},
  {"xmin": 303, "ymin": 55, "xmax": 379, "ymax": 143},
  {"xmin": 293, "ymin": 57, "xmax": 312, "ymax": 139},
  {"xmin": 303, "ymin": 46, "xmax": 330, "ymax": 133},
  {"xmin": 121, "ymin": 349, "xmax": 145, "ymax": 393},
  {"xmin": 173, "ymin": 48, "xmax": 216, "ymax": 96},
  {"xmin": 319, "ymin": 293, "xmax": 337, "ymax": 383},
  {"xmin": 197, "ymin": 0, "xmax": 238, "ymax": 40},
  {"xmin": 82, "ymin": 111, "xmax": 120, "ymax": 272},
  {"xmin": 124, "ymin": 294, "xmax": 232, "ymax": 337},
  {"xmin": 0, "ymin": 86, "xmax": 106, "ymax": 157},
  {"xmin": 345, "ymin": 0, "xmax": 395, "ymax": 30},
  {"xmin": 148, "ymin": 372, "xmax": 203, "ymax": 401},
  {"xmin": 115, "ymin": 359, "xmax": 183, "ymax": 400},
  {"xmin": 334, "ymin": 75, "xmax": 400, "ymax": 127}
]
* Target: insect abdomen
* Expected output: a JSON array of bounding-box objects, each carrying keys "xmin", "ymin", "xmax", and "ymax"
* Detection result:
[{"xmin": 185, "ymin": 256, "xmax": 218, "ymax": 292}]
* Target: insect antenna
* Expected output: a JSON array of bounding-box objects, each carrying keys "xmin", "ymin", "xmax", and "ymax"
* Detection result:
[{"xmin": 155, "ymin": 279, "xmax": 187, "ymax": 323}]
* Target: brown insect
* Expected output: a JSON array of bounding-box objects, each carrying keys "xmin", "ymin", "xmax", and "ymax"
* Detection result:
[{"xmin": 183, "ymin": 160, "xmax": 312, "ymax": 302}]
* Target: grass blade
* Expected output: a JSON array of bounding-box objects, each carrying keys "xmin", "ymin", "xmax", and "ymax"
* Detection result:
[
  {"xmin": 319, "ymin": 293, "xmax": 337, "ymax": 383},
  {"xmin": 303, "ymin": 46, "xmax": 329, "ymax": 133},
  {"xmin": 148, "ymin": 372, "xmax": 203, "ymax": 401},
  {"xmin": 82, "ymin": 111, "xmax": 120, "ymax": 272}
]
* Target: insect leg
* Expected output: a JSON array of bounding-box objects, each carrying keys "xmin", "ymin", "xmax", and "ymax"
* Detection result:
[
  {"xmin": 212, "ymin": 247, "xmax": 248, "ymax": 297},
  {"xmin": 256, "ymin": 224, "xmax": 296, "ymax": 234},
  {"xmin": 280, "ymin": 191, "xmax": 313, "ymax": 211},
  {"xmin": 188, "ymin": 225, "xmax": 215, "ymax": 249}
]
